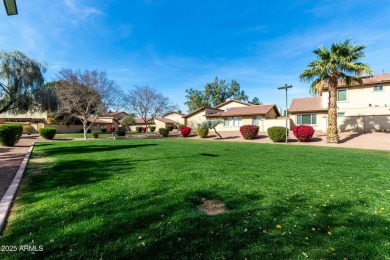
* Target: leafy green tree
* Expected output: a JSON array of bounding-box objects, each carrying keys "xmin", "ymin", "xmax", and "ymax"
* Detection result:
[
  {"xmin": 0, "ymin": 50, "xmax": 47, "ymax": 114},
  {"xmin": 184, "ymin": 89, "xmax": 210, "ymax": 111},
  {"xmin": 121, "ymin": 115, "xmax": 135, "ymax": 130},
  {"xmin": 185, "ymin": 77, "xmax": 258, "ymax": 111},
  {"xmin": 249, "ymin": 97, "xmax": 262, "ymax": 105},
  {"xmin": 299, "ymin": 39, "xmax": 371, "ymax": 143}
]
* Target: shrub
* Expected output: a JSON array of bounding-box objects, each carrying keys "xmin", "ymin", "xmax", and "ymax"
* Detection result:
[
  {"xmin": 117, "ymin": 129, "xmax": 126, "ymax": 136},
  {"xmin": 0, "ymin": 122, "xmax": 6, "ymax": 124},
  {"xmin": 166, "ymin": 126, "xmax": 174, "ymax": 132},
  {"xmin": 101, "ymin": 128, "xmax": 107, "ymax": 133},
  {"xmin": 292, "ymin": 125, "xmax": 315, "ymax": 142},
  {"xmin": 180, "ymin": 126, "xmax": 191, "ymax": 137},
  {"xmin": 148, "ymin": 126, "xmax": 156, "ymax": 132},
  {"xmin": 23, "ymin": 125, "xmax": 34, "ymax": 135},
  {"xmin": 159, "ymin": 128, "xmax": 169, "ymax": 137},
  {"xmin": 141, "ymin": 127, "xmax": 147, "ymax": 133},
  {"xmin": 240, "ymin": 125, "xmax": 259, "ymax": 140},
  {"xmin": 0, "ymin": 123, "xmax": 23, "ymax": 146},
  {"xmin": 196, "ymin": 128, "xmax": 209, "ymax": 138},
  {"xmin": 267, "ymin": 126, "xmax": 287, "ymax": 142},
  {"xmin": 92, "ymin": 131, "xmax": 100, "ymax": 138},
  {"xmin": 136, "ymin": 126, "xmax": 142, "ymax": 133},
  {"xmin": 39, "ymin": 127, "xmax": 57, "ymax": 140}
]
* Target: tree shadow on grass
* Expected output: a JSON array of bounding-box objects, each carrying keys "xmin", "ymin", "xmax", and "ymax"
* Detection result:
[
  {"xmin": 2, "ymin": 182, "xmax": 389, "ymax": 259},
  {"xmin": 34, "ymin": 143, "xmax": 158, "ymax": 156}
]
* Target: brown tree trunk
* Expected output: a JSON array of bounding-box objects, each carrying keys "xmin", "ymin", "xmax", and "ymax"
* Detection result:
[{"xmin": 327, "ymin": 75, "xmax": 339, "ymax": 143}]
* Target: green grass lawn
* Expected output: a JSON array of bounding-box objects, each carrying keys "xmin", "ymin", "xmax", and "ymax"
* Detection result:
[{"xmin": 1, "ymin": 139, "xmax": 389, "ymax": 259}]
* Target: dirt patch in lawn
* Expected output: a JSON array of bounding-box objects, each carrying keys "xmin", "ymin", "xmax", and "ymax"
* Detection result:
[{"xmin": 198, "ymin": 198, "xmax": 227, "ymax": 215}]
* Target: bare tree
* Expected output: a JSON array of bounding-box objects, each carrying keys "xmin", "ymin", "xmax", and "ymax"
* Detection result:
[
  {"xmin": 124, "ymin": 85, "xmax": 175, "ymax": 133},
  {"xmin": 56, "ymin": 69, "xmax": 121, "ymax": 139}
]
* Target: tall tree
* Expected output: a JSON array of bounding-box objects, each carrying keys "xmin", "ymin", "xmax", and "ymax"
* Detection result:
[
  {"xmin": 56, "ymin": 69, "xmax": 121, "ymax": 139},
  {"xmin": 185, "ymin": 77, "xmax": 260, "ymax": 111},
  {"xmin": 249, "ymin": 97, "xmax": 262, "ymax": 105},
  {"xmin": 124, "ymin": 85, "xmax": 175, "ymax": 133},
  {"xmin": 0, "ymin": 50, "xmax": 47, "ymax": 114},
  {"xmin": 184, "ymin": 89, "xmax": 209, "ymax": 111},
  {"xmin": 299, "ymin": 39, "xmax": 371, "ymax": 143}
]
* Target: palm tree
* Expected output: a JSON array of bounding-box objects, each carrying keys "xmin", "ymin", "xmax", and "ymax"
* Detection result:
[{"xmin": 299, "ymin": 39, "xmax": 371, "ymax": 143}]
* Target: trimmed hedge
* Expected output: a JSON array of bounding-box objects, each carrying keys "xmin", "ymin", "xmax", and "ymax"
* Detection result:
[
  {"xmin": 166, "ymin": 126, "xmax": 174, "ymax": 132},
  {"xmin": 240, "ymin": 125, "xmax": 259, "ymax": 140},
  {"xmin": 148, "ymin": 126, "xmax": 156, "ymax": 132},
  {"xmin": 180, "ymin": 126, "xmax": 191, "ymax": 137},
  {"xmin": 0, "ymin": 123, "xmax": 23, "ymax": 146},
  {"xmin": 196, "ymin": 128, "xmax": 209, "ymax": 138},
  {"xmin": 23, "ymin": 125, "xmax": 34, "ymax": 135},
  {"xmin": 292, "ymin": 125, "xmax": 315, "ymax": 142},
  {"xmin": 159, "ymin": 128, "xmax": 169, "ymax": 137},
  {"xmin": 101, "ymin": 128, "xmax": 107, "ymax": 133},
  {"xmin": 92, "ymin": 131, "xmax": 100, "ymax": 138},
  {"xmin": 267, "ymin": 126, "xmax": 287, "ymax": 142},
  {"xmin": 39, "ymin": 127, "xmax": 57, "ymax": 140},
  {"xmin": 136, "ymin": 126, "xmax": 142, "ymax": 133},
  {"xmin": 117, "ymin": 129, "xmax": 126, "ymax": 136}
]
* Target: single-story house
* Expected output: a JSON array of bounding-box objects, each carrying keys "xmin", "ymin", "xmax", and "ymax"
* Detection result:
[
  {"xmin": 181, "ymin": 99, "xmax": 285, "ymax": 131},
  {"xmin": 182, "ymin": 107, "xmax": 223, "ymax": 129},
  {"xmin": 161, "ymin": 112, "xmax": 185, "ymax": 125},
  {"xmin": 207, "ymin": 104, "xmax": 281, "ymax": 132},
  {"xmin": 154, "ymin": 117, "xmax": 180, "ymax": 130},
  {"xmin": 289, "ymin": 96, "xmax": 328, "ymax": 131}
]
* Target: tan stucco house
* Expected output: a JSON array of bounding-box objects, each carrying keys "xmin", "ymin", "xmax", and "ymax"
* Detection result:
[
  {"xmin": 182, "ymin": 99, "xmax": 283, "ymax": 131},
  {"xmin": 290, "ymin": 73, "xmax": 390, "ymax": 132}
]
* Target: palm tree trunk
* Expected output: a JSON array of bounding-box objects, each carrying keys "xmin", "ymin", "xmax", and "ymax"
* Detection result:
[{"xmin": 327, "ymin": 76, "xmax": 339, "ymax": 143}]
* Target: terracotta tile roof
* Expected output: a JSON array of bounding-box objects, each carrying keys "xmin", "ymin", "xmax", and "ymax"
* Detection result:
[
  {"xmin": 162, "ymin": 111, "xmax": 185, "ymax": 117},
  {"xmin": 289, "ymin": 96, "xmax": 327, "ymax": 114},
  {"xmin": 323, "ymin": 73, "xmax": 390, "ymax": 88},
  {"xmin": 134, "ymin": 118, "xmax": 154, "ymax": 124},
  {"xmin": 155, "ymin": 117, "xmax": 179, "ymax": 124},
  {"xmin": 206, "ymin": 104, "xmax": 280, "ymax": 117},
  {"xmin": 183, "ymin": 106, "xmax": 217, "ymax": 118},
  {"xmin": 213, "ymin": 99, "xmax": 252, "ymax": 109},
  {"xmin": 83, "ymin": 117, "xmax": 115, "ymax": 124}
]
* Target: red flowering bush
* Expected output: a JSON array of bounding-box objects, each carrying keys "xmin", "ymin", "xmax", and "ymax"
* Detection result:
[
  {"xmin": 292, "ymin": 125, "xmax": 315, "ymax": 142},
  {"xmin": 0, "ymin": 122, "xmax": 5, "ymax": 124},
  {"xmin": 141, "ymin": 127, "xmax": 147, "ymax": 133},
  {"xmin": 180, "ymin": 126, "xmax": 191, "ymax": 137},
  {"xmin": 240, "ymin": 125, "xmax": 259, "ymax": 140}
]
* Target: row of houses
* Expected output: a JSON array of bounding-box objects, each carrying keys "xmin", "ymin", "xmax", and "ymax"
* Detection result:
[{"xmin": 1, "ymin": 73, "xmax": 389, "ymax": 133}]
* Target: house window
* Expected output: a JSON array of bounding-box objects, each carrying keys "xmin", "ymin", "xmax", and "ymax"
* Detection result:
[
  {"xmin": 224, "ymin": 117, "xmax": 242, "ymax": 126},
  {"xmin": 252, "ymin": 116, "xmax": 262, "ymax": 126},
  {"xmin": 337, "ymin": 112, "xmax": 345, "ymax": 117},
  {"xmin": 337, "ymin": 89, "xmax": 347, "ymax": 101},
  {"xmin": 296, "ymin": 114, "xmax": 317, "ymax": 125},
  {"xmin": 373, "ymin": 85, "xmax": 384, "ymax": 91}
]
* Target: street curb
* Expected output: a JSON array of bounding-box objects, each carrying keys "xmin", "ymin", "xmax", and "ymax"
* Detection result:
[{"xmin": 0, "ymin": 142, "xmax": 35, "ymax": 233}]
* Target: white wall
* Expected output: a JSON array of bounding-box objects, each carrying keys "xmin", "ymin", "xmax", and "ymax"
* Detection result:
[{"xmin": 322, "ymin": 84, "xmax": 390, "ymax": 116}]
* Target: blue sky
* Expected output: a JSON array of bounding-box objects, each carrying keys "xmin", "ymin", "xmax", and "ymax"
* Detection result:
[{"xmin": 1, "ymin": 0, "xmax": 390, "ymax": 112}]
